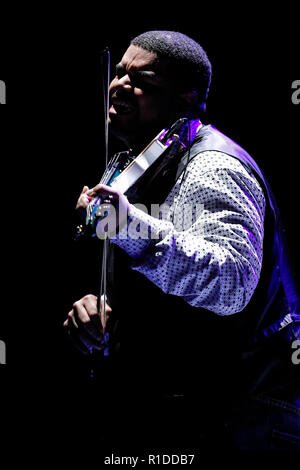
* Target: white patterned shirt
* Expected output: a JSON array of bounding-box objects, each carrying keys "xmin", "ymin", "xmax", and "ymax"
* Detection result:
[{"xmin": 110, "ymin": 150, "xmax": 266, "ymax": 315}]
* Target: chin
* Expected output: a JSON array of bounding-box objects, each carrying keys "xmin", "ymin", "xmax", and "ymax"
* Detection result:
[{"xmin": 109, "ymin": 121, "xmax": 133, "ymax": 147}]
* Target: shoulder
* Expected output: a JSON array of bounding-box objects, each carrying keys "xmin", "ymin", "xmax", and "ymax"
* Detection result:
[
  {"xmin": 180, "ymin": 150, "xmax": 266, "ymax": 214},
  {"xmin": 185, "ymin": 150, "xmax": 255, "ymax": 180}
]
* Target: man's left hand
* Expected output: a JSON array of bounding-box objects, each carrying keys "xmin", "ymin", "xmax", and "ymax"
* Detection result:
[{"xmin": 87, "ymin": 184, "xmax": 130, "ymax": 234}]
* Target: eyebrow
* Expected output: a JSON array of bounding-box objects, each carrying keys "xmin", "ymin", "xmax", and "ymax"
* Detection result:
[{"xmin": 115, "ymin": 62, "xmax": 158, "ymax": 80}]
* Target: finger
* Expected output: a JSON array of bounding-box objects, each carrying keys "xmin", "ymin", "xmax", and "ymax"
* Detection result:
[
  {"xmin": 87, "ymin": 184, "xmax": 117, "ymax": 197},
  {"xmin": 73, "ymin": 301, "xmax": 90, "ymax": 323},
  {"xmin": 67, "ymin": 309, "xmax": 78, "ymax": 328},
  {"xmin": 100, "ymin": 301, "xmax": 112, "ymax": 314},
  {"xmin": 81, "ymin": 185, "xmax": 89, "ymax": 194},
  {"xmin": 83, "ymin": 294, "xmax": 99, "ymax": 317},
  {"xmin": 73, "ymin": 301, "xmax": 102, "ymax": 340},
  {"xmin": 100, "ymin": 302, "xmax": 112, "ymax": 329},
  {"xmin": 83, "ymin": 295, "xmax": 103, "ymax": 332},
  {"xmin": 81, "ymin": 195, "xmax": 92, "ymax": 208},
  {"xmin": 86, "ymin": 184, "xmax": 103, "ymax": 196}
]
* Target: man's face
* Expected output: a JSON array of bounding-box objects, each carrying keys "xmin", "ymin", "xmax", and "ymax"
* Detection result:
[{"xmin": 109, "ymin": 45, "xmax": 178, "ymax": 148}]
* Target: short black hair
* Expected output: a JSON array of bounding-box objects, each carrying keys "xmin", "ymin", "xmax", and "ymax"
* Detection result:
[{"xmin": 131, "ymin": 30, "xmax": 212, "ymax": 111}]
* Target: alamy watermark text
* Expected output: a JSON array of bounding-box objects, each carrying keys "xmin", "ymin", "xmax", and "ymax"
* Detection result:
[
  {"xmin": 0, "ymin": 340, "xmax": 6, "ymax": 364},
  {"xmin": 291, "ymin": 80, "xmax": 300, "ymax": 105},
  {"xmin": 0, "ymin": 80, "xmax": 6, "ymax": 104}
]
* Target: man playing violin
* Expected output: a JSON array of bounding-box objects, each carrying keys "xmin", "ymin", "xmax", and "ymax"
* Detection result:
[{"xmin": 64, "ymin": 31, "xmax": 300, "ymax": 451}]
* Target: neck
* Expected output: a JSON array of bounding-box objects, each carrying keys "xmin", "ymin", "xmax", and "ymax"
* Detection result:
[
  {"xmin": 113, "ymin": 113, "xmax": 202, "ymax": 155},
  {"xmin": 115, "ymin": 125, "xmax": 166, "ymax": 156}
]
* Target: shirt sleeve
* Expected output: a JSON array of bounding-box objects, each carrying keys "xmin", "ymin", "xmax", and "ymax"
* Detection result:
[{"xmin": 110, "ymin": 151, "xmax": 266, "ymax": 315}]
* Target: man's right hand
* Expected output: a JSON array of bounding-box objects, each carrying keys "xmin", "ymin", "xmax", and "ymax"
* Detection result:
[
  {"xmin": 63, "ymin": 294, "xmax": 112, "ymax": 355},
  {"xmin": 75, "ymin": 185, "xmax": 94, "ymax": 223}
]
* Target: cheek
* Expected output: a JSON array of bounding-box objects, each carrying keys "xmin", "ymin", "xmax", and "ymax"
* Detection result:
[{"xmin": 136, "ymin": 92, "xmax": 172, "ymax": 121}]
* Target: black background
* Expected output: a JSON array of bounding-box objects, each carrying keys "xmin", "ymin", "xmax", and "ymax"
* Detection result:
[{"xmin": 0, "ymin": 4, "xmax": 299, "ymax": 462}]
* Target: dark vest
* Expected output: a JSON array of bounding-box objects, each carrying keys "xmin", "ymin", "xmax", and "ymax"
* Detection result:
[{"xmin": 106, "ymin": 124, "xmax": 300, "ymax": 405}]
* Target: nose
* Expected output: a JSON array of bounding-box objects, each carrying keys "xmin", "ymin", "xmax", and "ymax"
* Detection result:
[
  {"xmin": 118, "ymin": 74, "xmax": 132, "ymax": 87},
  {"xmin": 110, "ymin": 74, "xmax": 133, "ymax": 95}
]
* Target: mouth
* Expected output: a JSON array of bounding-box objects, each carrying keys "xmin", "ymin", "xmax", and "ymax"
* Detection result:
[{"xmin": 109, "ymin": 98, "xmax": 135, "ymax": 116}]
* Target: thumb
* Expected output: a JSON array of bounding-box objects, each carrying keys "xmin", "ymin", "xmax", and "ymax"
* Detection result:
[{"xmin": 81, "ymin": 185, "xmax": 89, "ymax": 194}]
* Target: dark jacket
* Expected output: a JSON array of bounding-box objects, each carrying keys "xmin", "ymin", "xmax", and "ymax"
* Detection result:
[{"xmin": 106, "ymin": 124, "xmax": 300, "ymax": 410}]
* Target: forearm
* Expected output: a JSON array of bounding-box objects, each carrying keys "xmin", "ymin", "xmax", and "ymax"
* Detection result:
[{"xmin": 110, "ymin": 204, "xmax": 261, "ymax": 314}]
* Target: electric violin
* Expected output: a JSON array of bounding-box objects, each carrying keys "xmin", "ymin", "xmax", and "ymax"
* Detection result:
[{"xmin": 85, "ymin": 116, "xmax": 188, "ymax": 232}]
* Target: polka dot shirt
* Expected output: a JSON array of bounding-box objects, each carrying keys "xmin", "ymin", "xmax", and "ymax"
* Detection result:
[{"xmin": 110, "ymin": 150, "xmax": 266, "ymax": 315}]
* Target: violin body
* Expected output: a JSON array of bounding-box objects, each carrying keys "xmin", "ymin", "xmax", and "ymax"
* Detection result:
[{"xmin": 86, "ymin": 118, "xmax": 188, "ymax": 232}]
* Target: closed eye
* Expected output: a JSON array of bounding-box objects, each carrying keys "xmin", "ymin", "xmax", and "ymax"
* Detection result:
[
  {"xmin": 114, "ymin": 63, "xmax": 165, "ymax": 93},
  {"xmin": 115, "ymin": 63, "xmax": 126, "ymax": 78}
]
